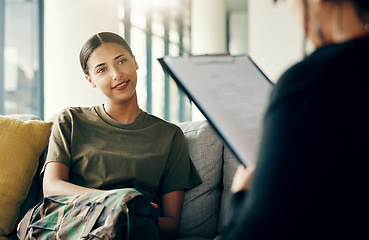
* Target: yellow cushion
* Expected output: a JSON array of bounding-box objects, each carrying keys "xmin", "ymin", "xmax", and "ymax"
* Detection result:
[{"xmin": 0, "ymin": 116, "xmax": 52, "ymax": 236}]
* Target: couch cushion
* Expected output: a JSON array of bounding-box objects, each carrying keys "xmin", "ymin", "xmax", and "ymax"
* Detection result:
[
  {"xmin": 176, "ymin": 121, "xmax": 223, "ymax": 239},
  {"xmin": 0, "ymin": 115, "xmax": 52, "ymax": 236}
]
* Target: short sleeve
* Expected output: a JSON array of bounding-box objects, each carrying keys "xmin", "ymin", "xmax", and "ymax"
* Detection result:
[
  {"xmin": 158, "ymin": 126, "xmax": 202, "ymax": 196},
  {"xmin": 42, "ymin": 110, "xmax": 73, "ymax": 173}
]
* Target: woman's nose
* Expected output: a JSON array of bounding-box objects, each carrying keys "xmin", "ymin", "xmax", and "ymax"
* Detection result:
[{"xmin": 112, "ymin": 66, "xmax": 122, "ymax": 80}]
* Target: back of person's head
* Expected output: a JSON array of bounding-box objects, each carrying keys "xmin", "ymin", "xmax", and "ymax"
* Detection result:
[
  {"xmin": 352, "ymin": 0, "xmax": 369, "ymax": 24},
  {"xmin": 352, "ymin": 0, "xmax": 369, "ymax": 11},
  {"xmin": 79, "ymin": 32, "xmax": 133, "ymax": 75},
  {"xmin": 274, "ymin": 0, "xmax": 369, "ymax": 15},
  {"xmin": 274, "ymin": 0, "xmax": 369, "ymax": 43},
  {"xmin": 312, "ymin": 0, "xmax": 369, "ymax": 24}
]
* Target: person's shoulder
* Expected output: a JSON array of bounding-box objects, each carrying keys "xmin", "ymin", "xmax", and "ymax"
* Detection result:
[
  {"xmin": 272, "ymin": 39, "xmax": 367, "ymax": 105},
  {"xmin": 305, "ymin": 38, "xmax": 369, "ymax": 75},
  {"xmin": 279, "ymin": 39, "xmax": 362, "ymax": 83},
  {"xmin": 61, "ymin": 106, "xmax": 96, "ymax": 115},
  {"xmin": 55, "ymin": 106, "xmax": 98, "ymax": 123},
  {"xmin": 278, "ymin": 60, "xmax": 308, "ymax": 83},
  {"xmin": 276, "ymin": 41, "xmax": 353, "ymax": 91},
  {"xmin": 144, "ymin": 112, "xmax": 182, "ymax": 133},
  {"xmin": 274, "ymin": 59, "xmax": 314, "ymax": 95}
]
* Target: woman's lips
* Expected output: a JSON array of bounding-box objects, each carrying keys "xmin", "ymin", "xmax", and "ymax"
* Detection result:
[{"xmin": 112, "ymin": 81, "xmax": 129, "ymax": 90}]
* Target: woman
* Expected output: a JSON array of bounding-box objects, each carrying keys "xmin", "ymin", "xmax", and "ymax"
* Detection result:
[
  {"xmin": 29, "ymin": 32, "xmax": 201, "ymax": 239},
  {"xmin": 223, "ymin": 0, "xmax": 369, "ymax": 239}
]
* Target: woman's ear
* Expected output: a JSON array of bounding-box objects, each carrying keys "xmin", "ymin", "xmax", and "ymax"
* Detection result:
[
  {"xmin": 133, "ymin": 55, "xmax": 139, "ymax": 70},
  {"xmin": 85, "ymin": 75, "xmax": 96, "ymax": 88}
]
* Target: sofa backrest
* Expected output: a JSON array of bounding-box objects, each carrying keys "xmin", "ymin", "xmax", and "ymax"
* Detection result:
[
  {"xmin": 177, "ymin": 120, "xmax": 223, "ymax": 238},
  {"xmin": 177, "ymin": 120, "xmax": 239, "ymax": 239}
]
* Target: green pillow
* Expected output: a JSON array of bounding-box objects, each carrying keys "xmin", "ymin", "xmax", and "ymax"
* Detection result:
[{"xmin": 0, "ymin": 116, "xmax": 52, "ymax": 236}]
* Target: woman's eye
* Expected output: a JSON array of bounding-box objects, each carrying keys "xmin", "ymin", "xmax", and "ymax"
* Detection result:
[
  {"xmin": 118, "ymin": 59, "xmax": 127, "ymax": 65},
  {"xmin": 97, "ymin": 68, "xmax": 107, "ymax": 74}
]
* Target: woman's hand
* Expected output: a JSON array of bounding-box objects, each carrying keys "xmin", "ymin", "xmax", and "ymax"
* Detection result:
[
  {"xmin": 231, "ymin": 165, "xmax": 256, "ymax": 193},
  {"xmin": 150, "ymin": 202, "xmax": 158, "ymax": 209}
]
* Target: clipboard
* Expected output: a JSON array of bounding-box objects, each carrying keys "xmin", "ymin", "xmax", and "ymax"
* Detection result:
[{"xmin": 159, "ymin": 55, "xmax": 273, "ymax": 166}]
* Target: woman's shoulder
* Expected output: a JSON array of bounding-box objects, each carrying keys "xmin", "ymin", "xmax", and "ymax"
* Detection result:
[
  {"xmin": 59, "ymin": 106, "xmax": 96, "ymax": 115},
  {"xmin": 271, "ymin": 38, "xmax": 369, "ymax": 110},
  {"xmin": 273, "ymin": 59, "xmax": 316, "ymax": 99},
  {"xmin": 53, "ymin": 106, "xmax": 99, "ymax": 123},
  {"xmin": 143, "ymin": 112, "xmax": 183, "ymax": 133},
  {"xmin": 279, "ymin": 37, "xmax": 369, "ymax": 84}
]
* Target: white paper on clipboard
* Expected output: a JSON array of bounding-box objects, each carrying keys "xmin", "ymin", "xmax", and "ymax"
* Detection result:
[{"xmin": 159, "ymin": 55, "xmax": 273, "ymax": 166}]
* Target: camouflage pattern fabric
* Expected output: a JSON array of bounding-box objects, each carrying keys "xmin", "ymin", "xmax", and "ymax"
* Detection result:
[{"xmin": 17, "ymin": 188, "xmax": 164, "ymax": 240}]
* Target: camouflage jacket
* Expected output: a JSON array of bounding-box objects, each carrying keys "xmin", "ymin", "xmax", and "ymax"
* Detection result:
[{"xmin": 17, "ymin": 188, "xmax": 163, "ymax": 240}]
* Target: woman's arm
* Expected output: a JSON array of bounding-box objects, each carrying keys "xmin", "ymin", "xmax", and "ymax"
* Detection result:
[
  {"xmin": 158, "ymin": 190, "xmax": 184, "ymax": 239},
  {"xmin": 43, "ymin": 162, "xmax": 103, "ymax": 196}
]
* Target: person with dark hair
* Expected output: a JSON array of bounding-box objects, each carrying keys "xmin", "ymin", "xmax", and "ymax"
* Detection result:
[
  {"xmin": 222, "ymin": 0, "xmax": 369, "ymax": 239},
  {"xmin": 19, "ymin": 32, "xmax": 201, "ymax": 239},
  {"xmin": 79, "ymin": 32, "xmax": 133, "ymax": 76}
]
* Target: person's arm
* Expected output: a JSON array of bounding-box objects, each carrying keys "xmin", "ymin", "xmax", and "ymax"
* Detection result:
[
  {"xmin": 43, "ymin": 162, "xmax": 103, "ymax": 196},
  {"xmin": 155, "ymin": 126, "xmax": 200, "ymax": 238},
  {"xmin": 158, "ymin": 190, "xmax": 184, "ymax": 239}
]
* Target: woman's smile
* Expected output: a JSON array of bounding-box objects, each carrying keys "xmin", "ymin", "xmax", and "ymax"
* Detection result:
[{"xmin": 112, "ymin": 80, "xmax": 129, "ymax": 90}]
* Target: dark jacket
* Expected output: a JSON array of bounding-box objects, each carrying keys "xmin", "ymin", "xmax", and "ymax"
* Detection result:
[{"xmin": 223, "ymin": 36, "xmax": 369, "ymax": 240}]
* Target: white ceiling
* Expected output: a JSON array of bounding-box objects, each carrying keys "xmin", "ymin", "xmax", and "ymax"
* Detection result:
[{"xmin": 226, "ymin": 0, "xmax": 248, "ymax": 11}]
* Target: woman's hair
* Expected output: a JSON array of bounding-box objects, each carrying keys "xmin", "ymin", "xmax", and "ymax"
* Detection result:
[
  {"xmin": 273, "ymin": 0, "xmax": 369, "ymax": 20},
  {"xmin": 274, "ymin": 0, "xmax": 368, "ymax": 7},
  {"xmin": 353, "ymin": 0, "xmax": 369, "ymax": 23},
  {"xmin": 274, "ymin": 0, "xmax": 369, "ymax": 56},
  {"xmin": 79, "ymin": 32, "xmax": 133, "ymax": 75}
]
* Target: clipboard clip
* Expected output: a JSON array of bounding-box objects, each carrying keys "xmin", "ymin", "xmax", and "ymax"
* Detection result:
[{"xmin": 184, "ymin": 53, "xmax": 234, "ymax": 64}]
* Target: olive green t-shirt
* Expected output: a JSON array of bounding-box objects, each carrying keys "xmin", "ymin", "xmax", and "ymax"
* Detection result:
[{"xmin": 44, "ymin": 106, "xmax": 202, "ymax": 202}]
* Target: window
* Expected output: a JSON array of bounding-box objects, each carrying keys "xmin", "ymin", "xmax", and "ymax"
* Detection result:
[
  {"xmin": 0, "ymin": 0, "xmax": 43, "ymax": 117},
  {"xmin": 120, "ymin": 0, "xmax": 192, "ymax": 122}
]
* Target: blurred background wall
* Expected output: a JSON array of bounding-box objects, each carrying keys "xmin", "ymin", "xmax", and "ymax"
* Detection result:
[{"xmin": 1, "ymin": 0, "xmax": 305, "ymax": 121}]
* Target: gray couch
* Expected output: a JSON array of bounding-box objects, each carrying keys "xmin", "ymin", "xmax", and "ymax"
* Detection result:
[{"xmin": 6, "ymin": 114, "xmax": 239, "ymax": 240}]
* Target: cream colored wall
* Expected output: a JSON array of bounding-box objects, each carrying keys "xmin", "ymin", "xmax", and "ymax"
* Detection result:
[
  {"xmin": 44, "ymin": 0, "xmax": 120, "ymax": 120},
  {"xmin": 229, "ymin": 11, "xmax": 248, "ymax": 55},
  {"xmin": 248, "ymin": 0, "xmax": 304, "ymax": 82},
  {"xmin": 191, "ymin": 0, "xmax": 227, "ymax": 55}
]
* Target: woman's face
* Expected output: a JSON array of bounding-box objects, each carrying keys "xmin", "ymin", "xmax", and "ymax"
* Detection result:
[{"xmin": 85, "ymin": 42, "xmax": 138, "ymax": 106}]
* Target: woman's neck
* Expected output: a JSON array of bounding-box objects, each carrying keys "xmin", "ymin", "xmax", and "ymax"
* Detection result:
[
  {"xmin": 318, "ymin": 1, "xmax": 369, "ymax": 46},
  {"xmin": 103, "ymin": 97, "xmax": 141, "ymax": 125}
]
